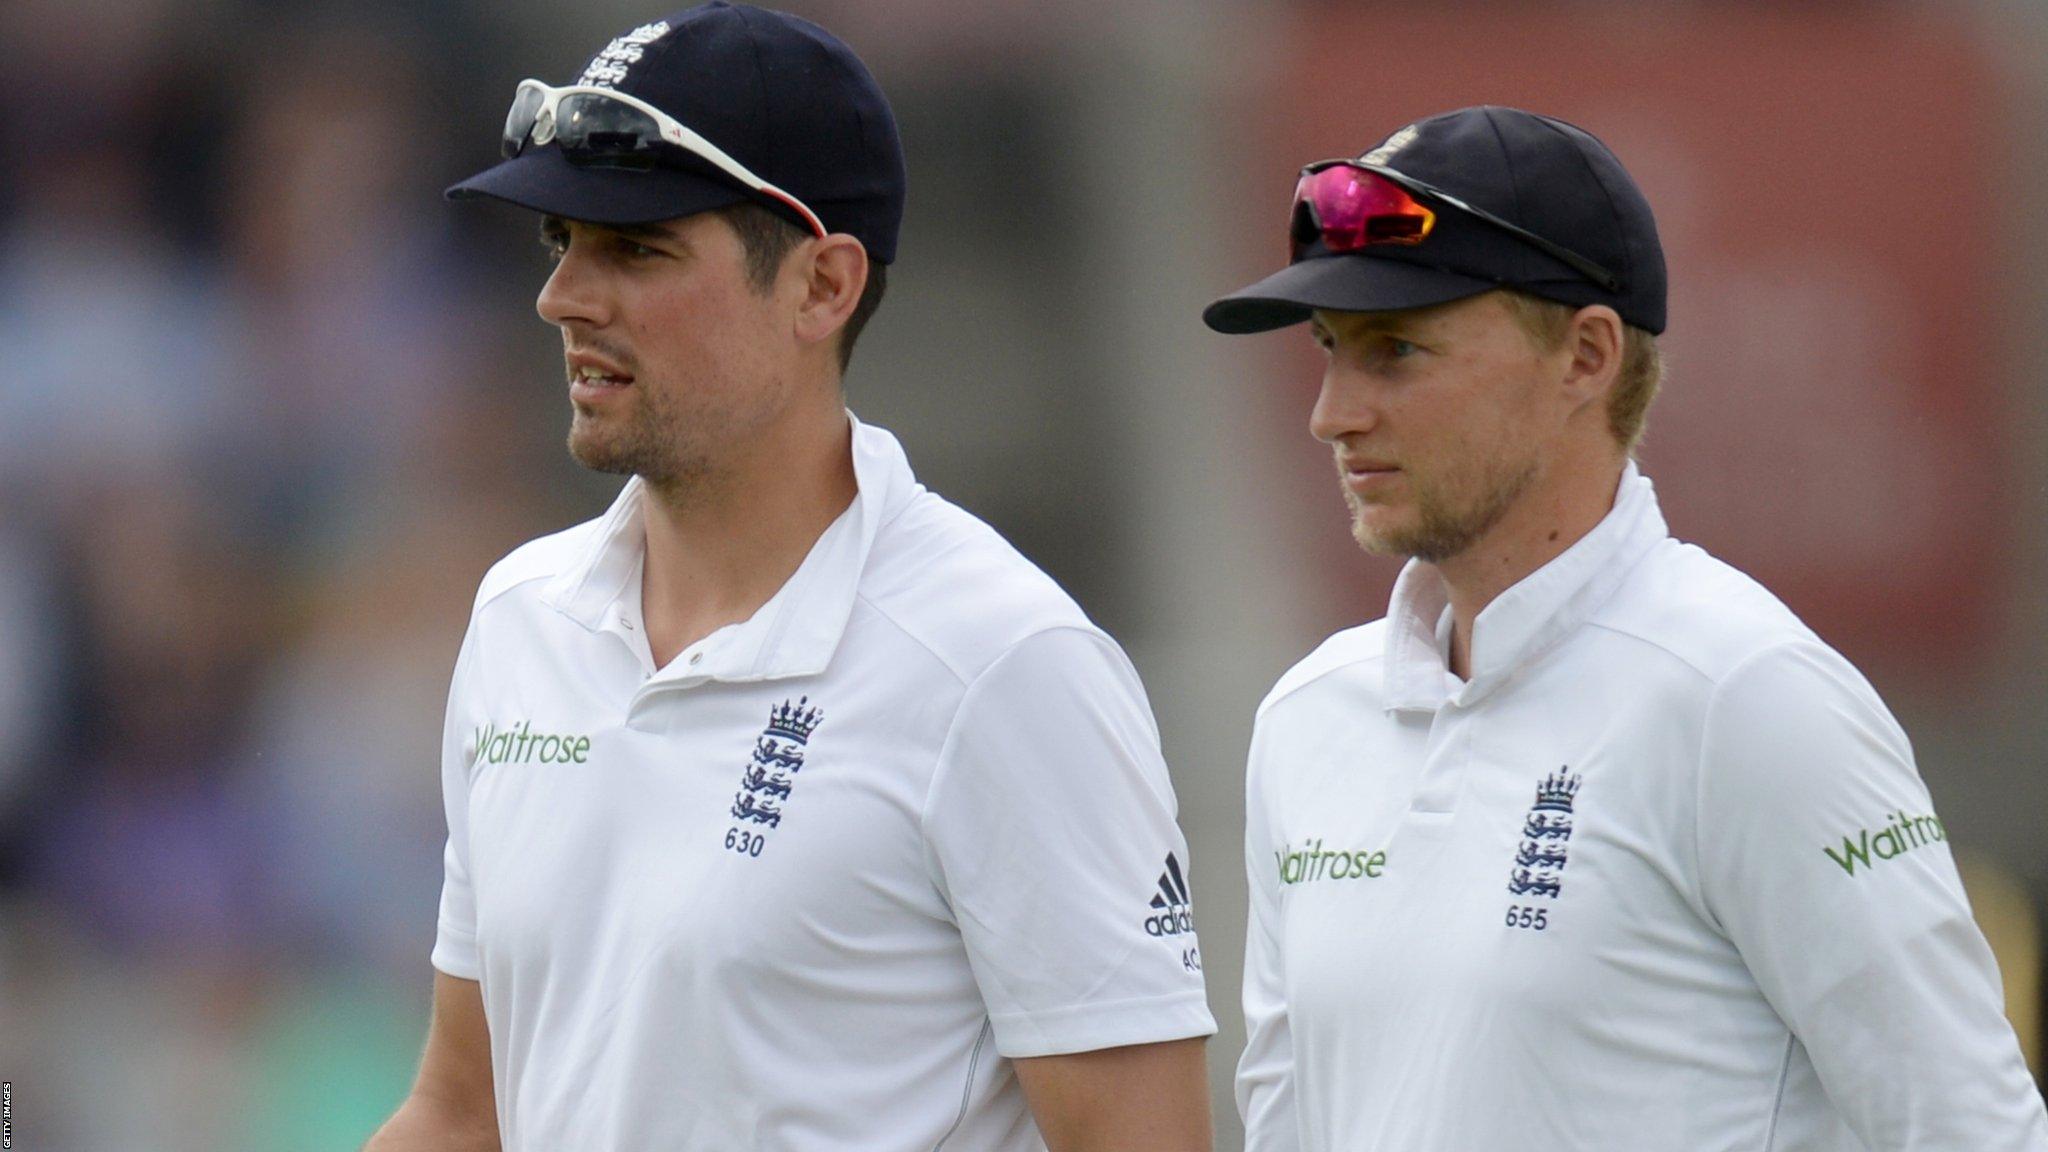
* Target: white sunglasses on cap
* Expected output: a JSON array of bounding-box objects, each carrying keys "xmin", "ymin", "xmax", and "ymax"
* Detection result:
[{"xmin": 501, "ymin": 78, "xmax": 826, "ymax": 238}]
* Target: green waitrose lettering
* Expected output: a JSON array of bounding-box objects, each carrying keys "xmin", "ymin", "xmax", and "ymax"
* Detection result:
[
  {"xmin": 1276, "ymin": 838, "xmax": 1387, "ymax": 885},
  {"xmin": 1824, "ymin": 810, "xmax": 1946, "ymax": 876},
  {"xmin": 474, "ymin": 720, "xmax": 592, "ymax": 766}
]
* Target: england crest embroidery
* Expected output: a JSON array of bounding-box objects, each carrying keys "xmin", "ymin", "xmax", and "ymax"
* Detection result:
[
  {"xmin": 579, "ymin": 21, "xmax": 671, "ymax": 88},
  {"xmin": 722, "ymin": 696, "xmax": 822, "ymax": 858},
  {"xmin": 1505, "ymin": 769, "xmax": 1581, "ymax": 928}
]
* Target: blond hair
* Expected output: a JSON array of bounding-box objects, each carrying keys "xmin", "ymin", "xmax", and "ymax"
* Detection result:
[{"xmin": 1499, "ymin": 291, "xmax": 1663, "ymax": 454}]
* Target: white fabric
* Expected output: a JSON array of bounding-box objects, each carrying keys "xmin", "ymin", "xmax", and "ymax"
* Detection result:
[
  {"xmin": 1240, "ymin": 464, "xmax": 2048, "ymax": 1152},
  {"xmin": 434, "ymin": 415, "xmax": 1214, "ymax": 1151}
]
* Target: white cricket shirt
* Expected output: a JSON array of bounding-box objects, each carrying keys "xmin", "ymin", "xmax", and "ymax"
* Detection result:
[
  {"xmin": 433, "ymin": 416, "xmax": 1214, "ymax": 1151},
  {"xmin": 1239, "ymin": 464, "xmax": 2048, "ymax": 1152}
]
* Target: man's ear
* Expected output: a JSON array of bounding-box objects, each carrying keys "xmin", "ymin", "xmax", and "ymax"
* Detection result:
[
  {"xmin": 1560, "ymin": 304, "xmax": 1624, "ymax": 413},
  {"xmin": 792, "ymin": 234, "xmax": 868, "ymax": 351}
]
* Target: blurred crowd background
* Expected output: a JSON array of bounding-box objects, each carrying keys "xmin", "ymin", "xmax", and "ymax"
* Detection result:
[{"xmin": 3, "ymin": 0, "xmax": 2046, "ymax": 1147}]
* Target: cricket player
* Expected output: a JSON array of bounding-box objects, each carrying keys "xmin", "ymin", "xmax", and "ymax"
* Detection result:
[
  {"xmin": 364, "ymin": 5, "xmax": 1214, "ymax": 1149},
  {"xmin": 1203, "ymin": 105, "xmax": 2048, "ymax": 1150}
]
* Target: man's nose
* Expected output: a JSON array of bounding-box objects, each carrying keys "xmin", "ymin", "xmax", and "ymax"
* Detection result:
[
  {"xmin": 1309, "ymin": 364, "xmax": 1380, "ymax": 445},
  {"xmin": 536, "ymin": 239, "xmax": 610, "ymax": 330}
]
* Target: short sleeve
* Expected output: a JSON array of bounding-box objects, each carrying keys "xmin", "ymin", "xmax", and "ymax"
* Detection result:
[
  {"xmin": 429, "ymin": 622, "xmax": 482, "ymax": 980},
  {"xmin": 1238, "ymin": 714, "xmax": 1301, "ymax": 1152},
  {"xmin": 1698, "ymin": 641, "xmax": 2048, "ymax": 1149},
  {"xmin": 921, "ymin": 626, "xmax": 1217, "ymax": 1058}
]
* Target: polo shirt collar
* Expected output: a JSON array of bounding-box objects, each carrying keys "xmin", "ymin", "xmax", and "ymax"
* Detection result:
[
  {"xmin": 1383, "ymin": 462, "xmax": 1668, "ymax": 713},
  {"xmin": 541, "ymin": 412, "xmax": 914, "ymax": 683}
]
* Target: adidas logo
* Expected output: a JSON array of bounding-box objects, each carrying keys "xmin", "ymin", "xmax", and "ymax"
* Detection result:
[{"xmin": 1144, "ymin": 853, "xmax": 1195, "ymax": 937}]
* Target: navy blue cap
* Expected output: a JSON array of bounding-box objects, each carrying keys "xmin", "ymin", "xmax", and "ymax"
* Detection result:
[
  {"xmin": 1204, "ymin": 106, "xmax": 1665, "ymax": 335},
  {"xmin": 448, "ymin": 2, "xmax": 907, "ymax": 263}
]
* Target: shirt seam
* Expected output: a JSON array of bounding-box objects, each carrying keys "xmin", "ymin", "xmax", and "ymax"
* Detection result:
[
  {"xmin": 1759, "ymin": 1032, "xmax": 1795, "ymax": 1152},
  {"xmin": 1257, "ymin": 650, "xmax": 1386, "ymax": 720},
  {"xmin": 1692, "ymin": 639, "xmax": 1818, "ymax": 936},
  {"xmin": 989, "ymin": 985, "xmax": 1214, "ymax": 1027},
  {"xmin": 853, "ymin": 545, "xmax": 1091, "ymax": 688},
  {"xmin": 870, "ymin": 484, "xmax": 918, "ymax": 539},
  {"xmin": 852, "ymin": 590, "xmax": 976, "ymax": 689},
  {"xmin": 476, "ymin": 567, "xmax": 564, "ymax": 621},
  {"xmin": 913, "ymin": 624, "xmax": 1126, "ymax": 885},
  {"xmin": 1580, "ymin": 617, "xmax": 1733, "ymax": 683},
  {"xmin": 835, "ymin": 486, "xmax": 950, "ymax": 668},
  {"xmin": 428, "ymin": 952, "xmax": 479, "ymax": 980},
  {"xmin": 930, "ymin": 1018, "xmax": 992, "ymax": 1152},
  {"xmin": 921, "ymin": 619, "xmax": 1122, "ymax": 824},
  {"xmin": 989, "ymin": 988, "xmax": 1217, "ymax": 1058}
]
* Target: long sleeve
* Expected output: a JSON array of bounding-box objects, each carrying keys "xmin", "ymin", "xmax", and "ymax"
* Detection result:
[{"xmin": 1697, "ymin": 640, "xmax": 2048, "ymax": 1150}]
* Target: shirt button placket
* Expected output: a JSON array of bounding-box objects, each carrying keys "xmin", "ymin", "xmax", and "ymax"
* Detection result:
[{"xmin": 1409, "ymin": 708, "xmax": 1467, "ymax": 816}]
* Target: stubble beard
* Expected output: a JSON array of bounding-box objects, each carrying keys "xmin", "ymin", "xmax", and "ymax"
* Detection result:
[
  {"xmin": 567, "ymin": 385, "xmax": 709, "ymax": 494},
  {"xmin": 1347, "ymin": 455, "xmax": 1538, "ymax": 565}
]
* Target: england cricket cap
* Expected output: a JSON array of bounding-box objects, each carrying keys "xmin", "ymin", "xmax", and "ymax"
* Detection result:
[
  {"xmin": 447, "ymin": 1, "xmax": 907, "ymax": 263},
  {"xmin": 1203, "ymin": 106, "xmax": 1665, "ymax": 335}
]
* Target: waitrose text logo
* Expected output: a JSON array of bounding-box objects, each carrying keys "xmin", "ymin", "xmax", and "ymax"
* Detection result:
[
  {"xmin": 1277, "ymin": 838, "xmax": 1387, "ymax": 885},
  {"xmin": 1824, "ymin": 810, "xmax": 1946, "ymax": 876},
  {"xmin": 475, "ymin": 720, "xmax": 592, "ymax": 766}
]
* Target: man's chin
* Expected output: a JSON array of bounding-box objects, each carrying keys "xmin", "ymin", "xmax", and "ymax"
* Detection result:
[
  {"xmin": 1345, "ymin": 502, "xmax": 1410, "ymax": 557},
  {"xmin": 1350, "ymin": 521, "xmax": 1411, "ymax": 559},
  {"xmin": 566, "ymin": 429, "xmax": 636, "ymax": 477},
  {"xmin": 1350, "ymin": 512, "xmax": 1462, "ymax": 564}
]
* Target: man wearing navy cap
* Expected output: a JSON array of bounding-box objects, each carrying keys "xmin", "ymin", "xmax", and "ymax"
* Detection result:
[
  {"xmin": 366, "ymin": 6, "xmax": 1215, "ymax": 1149},
  {"xmin": 1207, "ymin": 106, "xmax": 2048, "ymax": 1150}
]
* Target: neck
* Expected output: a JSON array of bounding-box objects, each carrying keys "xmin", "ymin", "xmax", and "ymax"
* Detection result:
[
  {"xmin": 1437, "ymin": 454, "xmax": 1626, "ymax": 679},
  {"xmin": 638, "ymin": 406, "xmax": 857, "ymax": 668}
]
